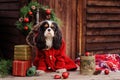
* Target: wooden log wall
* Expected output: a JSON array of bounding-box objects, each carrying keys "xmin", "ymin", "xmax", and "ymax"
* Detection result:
[
  {"xmin": 85, "ymin": 0, "xmax": 120, "ymax": 54},
  {"xmin": 0, "ymin": 0, "xmax": 78, "ymax": 59},
  {"xmin": 0, "ymin": 0, "xmax": 28, "ymax": 59},
  {"xmin": 1, "ymin": 0, "xmax": 120, "ymax": 59},
  {"xmin": 38, "ymin": 0, "xmax": 77, "ymax": 59}
]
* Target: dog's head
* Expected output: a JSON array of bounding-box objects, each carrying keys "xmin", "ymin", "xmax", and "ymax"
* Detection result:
[{"xmin": 35, "ymin": 20, "xmax": 62, "ymax": 50}]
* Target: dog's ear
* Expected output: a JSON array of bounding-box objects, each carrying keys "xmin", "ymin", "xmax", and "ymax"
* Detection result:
[
  {"xmin": 35, "ymin": 26, "xmax": 46, "ymax": 50},
  {"xmin": 53, "ymin": 24, "xmax": 62, "ymax": 50}
]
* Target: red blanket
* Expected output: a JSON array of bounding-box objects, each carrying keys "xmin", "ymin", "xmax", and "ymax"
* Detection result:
[{"xmin": 95, "ymin": 54, "xmax": 120, "ymax": 71}]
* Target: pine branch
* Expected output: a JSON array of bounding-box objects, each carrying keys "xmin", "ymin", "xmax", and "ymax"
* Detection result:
[
  {"xmin": 0, "ymin": 59, "xmax": 12, "ymax": 77},
  {"xmin": 26, "ymin": 22, "xmax": 34, "ymax": 31},
  {"xmin": 20, "ymin": 6, "xmax": 30, "ymax": 17}
]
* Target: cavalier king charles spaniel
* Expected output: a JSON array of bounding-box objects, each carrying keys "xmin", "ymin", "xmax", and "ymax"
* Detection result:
[
  {"xmin": 35, "ymin": 20, "xmax": 62, "ymax": 50},
  {"xmin": 33, "ymin": 20, "xmax": 77, "ymax": 75}
]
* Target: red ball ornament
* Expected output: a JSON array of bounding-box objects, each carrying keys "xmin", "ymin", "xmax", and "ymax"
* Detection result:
[
  {"xmin": 24, "ymin": 18, "xmax": 29, "ymax": 23},
  {"xmin": 104, "ymin": 69, "xmax": 109, "ymax": 75},
  {"xmin": 62, "ymin": 72, "xmax": 69, "ymax": 79},
  {"xmin": 45, "ymin": 9, "xmax": 51, "ymax": 15},
  {"xmin": 24, "ymin": 26, "xmax": 28, "ymax": 30},
  {"xmin": 54, "ymin": 75, "xmax": 61, "ymax": 79},
  {"xmin": 28, "ymin": 11, "xmax": 33, "ymax": 15},
  {"xmin": 85, "ymin": 52, "xmax": 90, "ymax": 56}
]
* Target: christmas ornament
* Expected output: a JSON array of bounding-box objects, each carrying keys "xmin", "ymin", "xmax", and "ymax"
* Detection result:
[
  {"xmin": 28, "ymin": 11, "xmax": 33, "ymax": 15},
  {"xmin": 54, "ymin": 75, "xmax": 61, "ymax": 79},
  {"xmin": 24, "ymin": 18, "xmax": 29, "ymax": 23},
  {"xmin": 24, "ymin": 26, "xmax": 29, "ymax": 30},
  {"xmin": 104, "ymin": 69, "xmax": 109, "ymax": 75},
  {"xmin": 45, "ymin": 9, "xmax": 51, "ymax": 14},
  {"xmin": 85, "ymin": 52, "xmax": 90, "ymax": 56},
  {"xmin": 62, "ymin": 72, "xmax": 69, "ymax": 79}
]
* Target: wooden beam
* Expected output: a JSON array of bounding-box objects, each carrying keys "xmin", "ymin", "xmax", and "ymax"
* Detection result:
[
  {"xmin": 86, "ymin": 35, "xmax": 120, "ymax": 43},
  {"xmin": 87, "ymin": 7, "xmax": 120, "ymax": 14},
  {"xmin": 87, "ymin": 22, "xmax": 120, "ymax": 29},
  {"xmin": 87, "ymin": 0, "xmax": 120, "ymax": 7},
  {"xmin": 86, "ymin": 42, "xmax": 120, "ymax": 51},
  {"xmin": 91, "ymin": 49, "xmax": 120, "ymax": 54},
  {"xmin": 77, "ymin": 0, "xmax": 86, "ymax": 55},
  {"xmin": 86, "ymin": 29, "xmax": 120, "ymax": 36}
]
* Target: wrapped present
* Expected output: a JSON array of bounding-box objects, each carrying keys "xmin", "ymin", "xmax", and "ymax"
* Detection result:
[
  {"xmin": 13, "ymin": 60, "xmax": 31, "ymax": 76},
  {"xmin": 14, "ymin": 45, "xmax": 32, "ymax": 60}
]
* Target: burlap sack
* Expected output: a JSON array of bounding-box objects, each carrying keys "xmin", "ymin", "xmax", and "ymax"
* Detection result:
[{"xmin": 80, "ymin": 56, "xmax": 95, "ymax": 75}]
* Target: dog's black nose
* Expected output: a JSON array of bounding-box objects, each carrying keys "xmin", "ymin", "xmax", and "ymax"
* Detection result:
[{"xmin": 48, "ymin": 29, "xmax": 51, "ymax": 32}]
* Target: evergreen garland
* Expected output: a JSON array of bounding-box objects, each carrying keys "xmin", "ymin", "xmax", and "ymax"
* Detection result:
[
  {"xmin": 15, "ymin": 1, "xmax": 61, "ymax": 36},
  {"xmin": 0, "ymin": 59, "xmax": 12, "ymax": 77}
]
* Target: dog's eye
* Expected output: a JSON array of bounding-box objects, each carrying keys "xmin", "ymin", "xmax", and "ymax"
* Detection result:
[{"xmin": 51, "ymin": 24, "xmax": 55, "ymax": 28}]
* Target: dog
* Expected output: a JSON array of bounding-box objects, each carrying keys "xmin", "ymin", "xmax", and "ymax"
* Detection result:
[{"xmin": 33, "ymin": 20, "xmax": 77, "ymax": 75}]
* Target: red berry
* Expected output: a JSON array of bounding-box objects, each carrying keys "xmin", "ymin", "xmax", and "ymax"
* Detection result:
[
  {"xmin": 62, "ymin": 72, "xmax": 69, "ymax": 79},
  {"xmin": 85, "ymin": 52, "xmax": 90, "ymax": 56},
  {"xmin": 54, "ymin": 75, "xmax": 61, "ymax": 79},
  {"xmin": 28, "ymin": 11, "xmax": 33, "ymax": 15},
  {"xmin": 24, "ymin": 26, "xmax": 28, "ymax": 30},
  {"xmin": 24, "ymin": 18, "xmax": 29, "ymax": 23},
  {"xmin": 45, "ymin": 9, "xmax": 51, "ymax": 14},
  {"xmin": 104, "ymin": 69, "xmax": 109, "ymax": 75}
]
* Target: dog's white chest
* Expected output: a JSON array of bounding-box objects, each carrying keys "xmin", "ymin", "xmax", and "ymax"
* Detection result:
[{"xmin": 45, "ymin": 38, "xmax": 53, "ymax": 49}]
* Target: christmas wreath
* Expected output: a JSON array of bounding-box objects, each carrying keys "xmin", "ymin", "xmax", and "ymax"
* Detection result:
[{"xmin": 15, "ymin": 1, "xmax": 61, "ymax": 36}]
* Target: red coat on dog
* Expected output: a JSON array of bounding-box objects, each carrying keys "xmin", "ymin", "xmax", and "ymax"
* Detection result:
[{"xmin": 33, "ymin": 40, "xmax": 77, "ymax": 71}]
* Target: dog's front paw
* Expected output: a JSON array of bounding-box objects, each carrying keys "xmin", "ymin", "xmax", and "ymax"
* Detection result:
[
  {"xmin": 56, "ymin": 68, "xmax": 67, "ymax": 73},
  {"xmin": 36, "ymin": 70, "xmax": 45, "ymax": 76}
]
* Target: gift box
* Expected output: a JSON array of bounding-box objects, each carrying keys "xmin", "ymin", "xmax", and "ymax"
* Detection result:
[
  {"xmin": 14, "ymin": 45, "xmax": 32, "ymax": 60},
  {"xmin": 13, "ymin": 60, "xmax": 31, "ymax": 76}
]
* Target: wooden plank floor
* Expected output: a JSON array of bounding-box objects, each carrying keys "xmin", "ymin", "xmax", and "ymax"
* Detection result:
[{"xmin": 0, "ymin": 70, "xmax": 120, "ymax": 80}]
